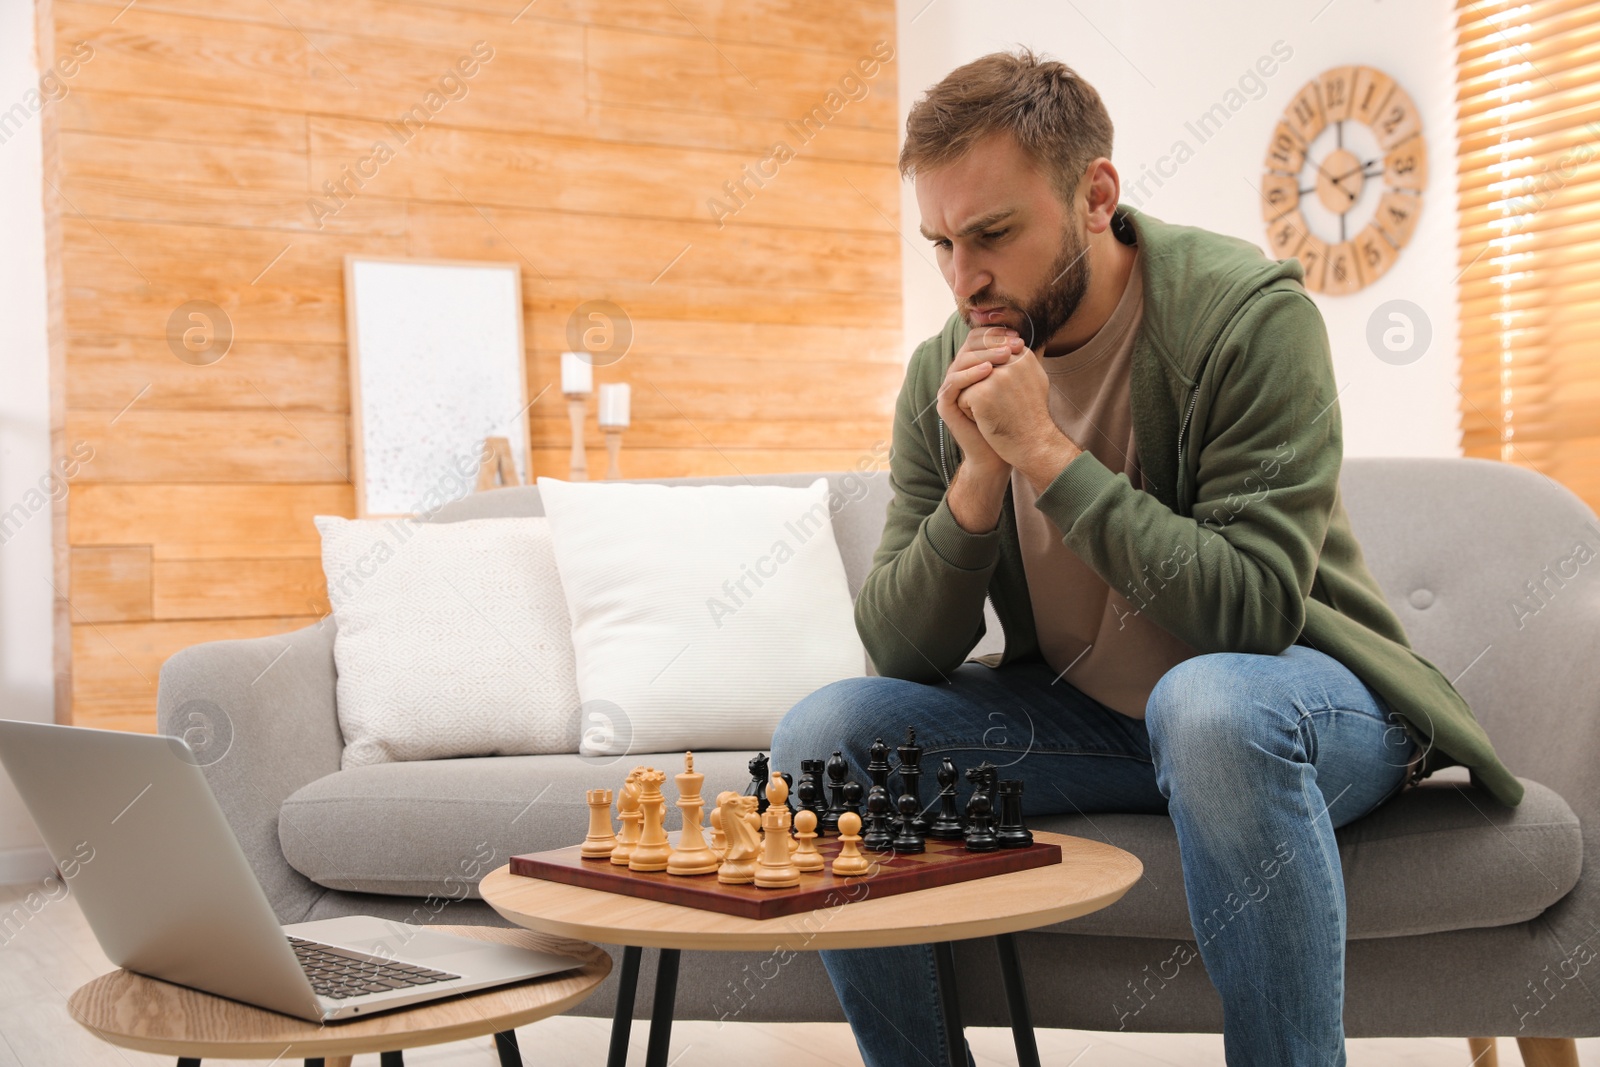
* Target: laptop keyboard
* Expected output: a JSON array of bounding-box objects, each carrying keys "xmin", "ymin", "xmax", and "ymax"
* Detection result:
[{"xmin": 288, "ymin": 936, "xmax": 461, "ymax": 1000}]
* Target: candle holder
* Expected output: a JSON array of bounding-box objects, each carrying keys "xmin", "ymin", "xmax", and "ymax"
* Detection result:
[
  {"xmin": 565, "ymin": 393, "xmax": 589, "ymax": 481},
  {"xmin": 596, "ymin": 382, "xmax": 631, "ymax": 481},
  {"xmin": 560, "ymin": 352, "xmax": 595, "ymax": 481},
  {"xmin": 602, "ymin": 427, "xmax": 624, "ymax": 479}
]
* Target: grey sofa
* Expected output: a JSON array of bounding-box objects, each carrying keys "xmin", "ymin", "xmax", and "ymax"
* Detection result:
[{"xmin": 156, "ymin": 457, "xmax": 1597, "ymax": 1047}]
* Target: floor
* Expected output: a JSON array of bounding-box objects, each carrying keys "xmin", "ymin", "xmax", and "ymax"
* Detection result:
[{"xmin": 1, "ymin": 884, "xmax": 1595, "ymax": 1066}]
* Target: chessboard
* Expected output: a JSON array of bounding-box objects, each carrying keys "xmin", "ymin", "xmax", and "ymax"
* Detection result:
[{"xmin": 510, "ymin": 833, "xmax": 1063, "ymax": 921}]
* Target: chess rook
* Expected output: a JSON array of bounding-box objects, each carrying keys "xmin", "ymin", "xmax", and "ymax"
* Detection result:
[
  {"xmin": 581, "ymin": 788, "xmax": 617, "ymax": 859},
  {"xmin": 996, "ymin": 779, "xmax": 1034, "ymax": 849}
]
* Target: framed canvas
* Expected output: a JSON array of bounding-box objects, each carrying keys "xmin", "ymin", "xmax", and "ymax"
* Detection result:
[{"xmin": 344, "ymin": 256, "xmax": 530, "ymax": 517}]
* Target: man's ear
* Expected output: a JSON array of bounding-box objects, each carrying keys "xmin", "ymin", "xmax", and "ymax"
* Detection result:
[{"xmin": 1083, "ymin": 158, "xmax": 1121, "ymax": 234}]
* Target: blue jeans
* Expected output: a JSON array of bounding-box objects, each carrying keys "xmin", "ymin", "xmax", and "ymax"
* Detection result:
[{"xmin": 770, "ymin": 644, "xmax": 1417, "ymax": 1067}]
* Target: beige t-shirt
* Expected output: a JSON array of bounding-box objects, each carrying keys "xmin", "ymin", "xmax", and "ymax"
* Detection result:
[{"xmin": 1009, "ymin": 248, "xmax": 1201, "ymax": 719}]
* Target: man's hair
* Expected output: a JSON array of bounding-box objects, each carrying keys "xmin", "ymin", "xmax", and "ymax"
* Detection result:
[{"xmin": 899, "ymin": 47, "xmax": 1114, "ymax": 206}]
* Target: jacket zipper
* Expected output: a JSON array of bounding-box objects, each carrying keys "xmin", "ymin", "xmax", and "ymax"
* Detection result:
[
  {"xmin": 938, "ymin": 417, "xmax": 1004, "ymax": 657},
  {"xmin": 1174, "ymin": 384, "xmax": 1200, "ymax": 507}
]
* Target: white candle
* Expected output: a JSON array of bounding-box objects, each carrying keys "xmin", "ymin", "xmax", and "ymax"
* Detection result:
[
  {"xmin": 598, "ymin": 382, "xmax": 631, "ymax": 428},
  {"xmin": 561, "ymin": 351, "xmax": 593, "ymax": 395}
]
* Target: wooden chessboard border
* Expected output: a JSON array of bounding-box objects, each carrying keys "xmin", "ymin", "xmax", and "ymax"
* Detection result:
[{"xmin": 509, "ymin": 836, "xmax": 1063, "ymax": 920}]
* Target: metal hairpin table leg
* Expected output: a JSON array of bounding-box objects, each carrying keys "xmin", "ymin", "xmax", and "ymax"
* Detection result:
[
  {"xmin": 606, "ymin": 944, "xmax": 643, "ymax": 1067},
  {"xmin": 494, "ymin": 1029, "xmax": 524, "ymax": 1066},
  {"xmin": 643, "ymin": 948, "xmax": 681, "ymax": 1067},
  {"xmin": 996, "ymin": 933, "xmax": 1041, "ymax": 1067},
  {"xmin": 933, "ymin": 941, "xmax": 967, "ymax": 1067}
]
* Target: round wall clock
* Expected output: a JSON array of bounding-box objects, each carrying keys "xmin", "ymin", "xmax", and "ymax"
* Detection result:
[{"xmin": 1260, "ymin": 66, "xmax": 1426, "ymax": 295}]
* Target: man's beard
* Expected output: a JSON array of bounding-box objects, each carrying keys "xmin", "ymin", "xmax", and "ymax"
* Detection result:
[{"xmin": 965, "ymin": 221, "xmax": 1092, "ymax": 351}]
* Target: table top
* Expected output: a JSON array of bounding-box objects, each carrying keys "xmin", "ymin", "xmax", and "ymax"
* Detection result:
[
  {"xmin": 479, "ymin": 830, "xmax": 1142, "ymax": 951},
  {"xmin": 66, "ymin": 925, "xmax": 610, "ymax": 1059}
]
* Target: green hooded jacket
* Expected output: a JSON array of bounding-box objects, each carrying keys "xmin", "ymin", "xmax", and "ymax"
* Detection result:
[{"xmin": 857, "ymin": 203, "xmax": 1523, "ymax": 808}]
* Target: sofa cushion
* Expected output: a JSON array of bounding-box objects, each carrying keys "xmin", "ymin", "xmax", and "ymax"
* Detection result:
[
  {"xmin": 282, "ymin": 759, "xmax": 1581, "ymax": 939},
  {"xmin": 279, "ymin": 750, "xmax": 755, "ymax": 898},
  {"xmin": 1035, "ymin": 768, "xmax": 1582, "ymax": 940}
]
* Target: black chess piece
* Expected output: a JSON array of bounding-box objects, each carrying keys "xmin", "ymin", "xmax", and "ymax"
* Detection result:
[
  {"xmin": 822, "ymin": 751, "xmax": 848, "ymax": 833},
  {"xmin": 841, "ymin": 779, "xmax": 864, "ymax": 822},
  {"xmin": 995, "ymin": 779, "xmax": 1033, "ymax": 849},
  {"xmin": 746, "ymin": 752, "xmax": 771, "ymax": 813},
  {"xmin": 963, "ymin": 765, "xmax": 999, "ymax": 852},
  {"xmin": 892, "ymin": 793, "xmax": 925, "ymax": 853},
  {"xmin": 866, "ymin": 737, "xmax": 891, "ymax": 791},
  {"xmin": 928, "ymin": 756, "xmax": 964, "ymax": 840},
  {"xmin": 778, "ymin": 771, "xmax": 798, "ymax": 818},
  {"xmin": 800, "ymin": 759, "xmax": 826, "ymax": 827},
  {"xmin": 862, "ymin": 785, "xmax": 895, "ymax": 852},
  {"xmin": 896, "ymin": 727, "xmax": 927, "ymax": 835},
  {"xmin": 796, "ymin": 776, "xmax": 825, "ymax": 839}
]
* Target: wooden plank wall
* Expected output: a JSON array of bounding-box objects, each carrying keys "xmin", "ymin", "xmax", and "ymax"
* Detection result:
[{"xmin": 38, "ymin": 0, "xmax": 904, "ymax": 732}]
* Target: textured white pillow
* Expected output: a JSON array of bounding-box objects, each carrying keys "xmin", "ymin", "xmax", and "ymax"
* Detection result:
[
  {"xmin": 536, "ymin": 476, "xmax": 865, "ymax": 756},
  {"xmin": 315, "ymin": 516, "xmax": 581, "ymax": 768}
]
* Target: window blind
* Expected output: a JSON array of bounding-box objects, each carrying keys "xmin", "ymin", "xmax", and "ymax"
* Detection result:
[{"xmin": 1455, "ymin": 0, "xmax": 1600, "ymax": 507}]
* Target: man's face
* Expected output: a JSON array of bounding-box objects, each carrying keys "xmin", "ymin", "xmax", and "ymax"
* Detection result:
[{"xmin": 916, "ymin": 131, "xmax": 1091, "ymax": 350}]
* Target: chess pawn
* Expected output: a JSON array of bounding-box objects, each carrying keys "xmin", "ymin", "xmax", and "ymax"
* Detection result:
[
  {"xmin": 841, "ymin": 779, "xmax": 864, "ymax": 822},
  {"xmin": 668, "ymin": 752, "xmax": 719, "ymax": 876},
  {"xmin": 796, "ymin": 775, "xmax": 825, "ymax": 840},
  {"xmin": 745, "ymin": 752, "xmax": 771, "ymax": 813},
  {"xmin": 892, "ymin": 793, "xmax": 925, "ymax": 853},
  {"xmin": 831, "ymin": 811, "xmax": 871, "ymax": 877},
  {"xmin": 862, "ymin": 784, "xmax": 895, "ymax": 853},
  {"xmin": 822, "ymin": 750, "xmax": 849, "ymax": 832},
  {"xmin": 754, "ymin": 774, "xmax": 801, "ymax": 888},
  {"xmin": 610, "ymin": 769, "xmax": 644, "ymax": 866},
  {"xmin": 996, "ymin": 779, "xmax": 1033, "ymax": 849},
  {"xmin": 792, "ymin": 809, "xmax": 825, "ymax": 872},
  {"xmin": 628, "ymin": 768, "xmax": 671, "ymax": 872},
  {"xmin": 581, "ymin": 788, "xmax": 618, "ymax": 859},
  {"xmin": 928, "ymin": 756, "xmax": 964, "ymax": 840}
]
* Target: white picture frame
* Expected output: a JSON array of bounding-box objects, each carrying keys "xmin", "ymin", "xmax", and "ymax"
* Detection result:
[{"xmin": 344, "ymin": 255, "xmax": 531, "ymax": 518}]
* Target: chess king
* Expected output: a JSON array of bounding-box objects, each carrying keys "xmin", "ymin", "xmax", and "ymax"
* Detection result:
[{"xmin": 769, "ymin": 46, "xmax": 1518, "ymax": 1067}]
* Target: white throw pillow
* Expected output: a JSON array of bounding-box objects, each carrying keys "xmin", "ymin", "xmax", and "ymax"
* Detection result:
[
  {"xmin": 536, "ymin": 476, "xmax": 865, "ymax": 756},
  {"xmin": 315, "ymin": 515, "xmax": 581, "ymax": 768}
]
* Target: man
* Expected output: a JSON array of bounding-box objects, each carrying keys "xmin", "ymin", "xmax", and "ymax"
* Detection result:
[{"xmin": 770, "ymin": 48, "xmax": 1520, "ymax": 1066}]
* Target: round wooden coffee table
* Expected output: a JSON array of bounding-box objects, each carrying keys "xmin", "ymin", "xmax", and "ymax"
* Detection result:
[
  {"xmin": 67, "ymin": 925, "xmax": 609, "ymax": 1067},
  {"xmin": 479, "ymin": 829, "xmax": 1141, "ymax": 1067}
]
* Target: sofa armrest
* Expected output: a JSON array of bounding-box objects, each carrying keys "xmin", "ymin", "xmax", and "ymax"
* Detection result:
[{"xmin": 156, "ymin": 619, "xmax": 344, "ymax": 923}]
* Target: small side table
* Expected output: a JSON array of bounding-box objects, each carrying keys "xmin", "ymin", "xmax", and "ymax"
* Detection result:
[
  {"xmin": 67, "ymin": 924, "xmax": 610, "ymax": 1067},
  {"xmin": 480, "ymin": 830, "xmax": 1142, "ymax": 1067}
]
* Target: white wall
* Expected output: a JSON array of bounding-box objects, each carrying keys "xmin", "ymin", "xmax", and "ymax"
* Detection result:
[
  {"xmin": 0, "ymin": 0, "xmax": 60, "ymax": 883},
  {"xmin": 898, "ymin": 0, "xmax": 1461, "ymax": 457}
]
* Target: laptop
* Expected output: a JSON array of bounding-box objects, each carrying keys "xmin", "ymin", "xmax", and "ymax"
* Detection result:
[{"xmin": 0, "ymin": 718, "xmax": 583, "ymax": 1021}]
